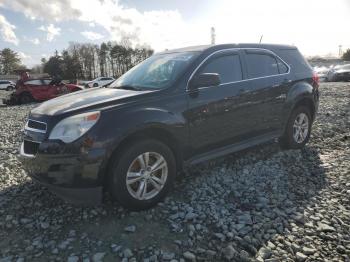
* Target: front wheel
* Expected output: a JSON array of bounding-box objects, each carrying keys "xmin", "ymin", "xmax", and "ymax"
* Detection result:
[
  {"xmin": 279, "ymin": 106, "xmax": 312, "ymax": 149},
  {"xmin": 20, "ymin": 93, "xmax": 34, "ymax": 104},
  {"xmin": 108, "ymin": 139, "xmax": 176, "ymax": 210}
]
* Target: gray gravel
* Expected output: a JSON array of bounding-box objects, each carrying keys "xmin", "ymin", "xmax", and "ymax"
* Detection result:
[{"xmin": 0, "ymin": 82, "xmax": 349, "ymax": 261}]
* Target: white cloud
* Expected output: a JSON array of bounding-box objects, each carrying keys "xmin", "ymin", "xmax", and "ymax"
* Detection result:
[
  {"xmin": 0, "ymin": 0, "xmax": 81, "ymax": 22},
  {"xmin": 81, "ymin": 31, "xmax": 104, "ymax": 40},
  {"xmin": 18, "ymin": 51, "xmax": 30, "ymax": 60},
  {"xmin": 0, "ymin": 14, "xmax": 19, "ymax": 45},
  {"xmin": 38, "ymin": 24, "xmax": 61, "ymax": 41},
  {"xmin": 2, "ymin": 0, "xmax": 350, "ymax": 55},
  {"xmin": 25, "ymin": 37, "xmax": 40, "ymax": 45},
  {"xmin": 0, "ymin": 0, "xmax": 199, "ymax": 51}
]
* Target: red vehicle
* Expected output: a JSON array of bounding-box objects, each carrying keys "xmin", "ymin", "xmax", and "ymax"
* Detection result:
[{"xmin": 3, "ymin": 78, "xmax": 83, "ymax": 105}]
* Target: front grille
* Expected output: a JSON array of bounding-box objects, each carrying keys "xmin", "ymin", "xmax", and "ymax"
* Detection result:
[
  {"xmin": 27, "ymin": 119, "xmax": 47, "ymax": 133},
  {"xmin": 23, "ymin": 140, "xmax": 40, "ymax": 155}
]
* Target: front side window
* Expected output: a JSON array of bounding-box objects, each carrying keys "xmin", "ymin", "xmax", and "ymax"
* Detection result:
[
  {"xmin": 198, "ymin": 54, "xmax": 242, "ymax": 84},
  {"xmin": 109, "ymin": 51, "xmax": 199, "ymax": 90},
  {"xmin": 245, "ymin": 52, "xmax": 279, "ymax": 78},
  {"xmin": 25, "ymin": 80, "xmax": 42, "ymax": 85}
]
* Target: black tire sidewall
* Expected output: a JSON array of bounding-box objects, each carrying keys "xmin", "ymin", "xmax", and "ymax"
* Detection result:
[
  {"xmin": 284, "ymin": 106, "xmax": 312, "ymax": 149},
  {"xmin": 93, "ymin": 83, "xmax": 98, "ymax": 87},
  {"xmin": 109, "ymin": 139, "xmax": 176, "ymax": 210},
  {"xmin": 20, "ymin": 93, "xmax": 33, "ymax": 104}
]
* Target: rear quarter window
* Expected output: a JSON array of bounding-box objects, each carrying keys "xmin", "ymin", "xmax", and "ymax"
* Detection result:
[
  {"xmin": 245, "ymin": 52, "xmax": 279, "ymax": 78},
  {"xmin": 276, "ymin": 49, "xmax": 312, "ymax": 73}
]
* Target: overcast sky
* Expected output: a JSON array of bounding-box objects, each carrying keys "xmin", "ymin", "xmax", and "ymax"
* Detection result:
[{"xmin": 0, "ymin": 0, "xmax": 350, "ymax": 67}]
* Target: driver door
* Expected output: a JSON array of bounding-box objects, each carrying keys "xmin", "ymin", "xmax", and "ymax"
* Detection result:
[{"xmin": 185, "ymin": 50, "xmax": 254, "ymax": 155}]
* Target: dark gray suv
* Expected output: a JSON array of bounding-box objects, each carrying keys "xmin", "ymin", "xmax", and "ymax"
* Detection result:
[{"xmin": 19, "ymin": 44, "xmax": 319, "ymax": 210}]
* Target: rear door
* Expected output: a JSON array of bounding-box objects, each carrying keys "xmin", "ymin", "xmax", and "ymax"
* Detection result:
[{"xmin": 241, "ymin": 49, "xmax": 291, "ymax": 134}]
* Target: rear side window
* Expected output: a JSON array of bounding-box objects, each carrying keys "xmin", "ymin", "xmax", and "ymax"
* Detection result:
[
  {"xmin": 245, "ymin": 52, "xmax": 279, "ymax": 78},
  {"xmin": 42, "ymin": 79, "xmax": 52, "ymax": 85},
  {"xmin": 199, "ymin": 54, "xmax": 242, "ymax": 84}
]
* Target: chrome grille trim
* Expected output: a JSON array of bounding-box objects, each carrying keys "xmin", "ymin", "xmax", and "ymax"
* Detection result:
[{"xmin": 25, "ymin": 119, "xmax": 47, "ymax": 134}]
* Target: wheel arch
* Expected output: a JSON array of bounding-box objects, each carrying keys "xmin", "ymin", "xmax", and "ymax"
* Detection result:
[
  {"xmin": 103, "ymin": 125, "xmax": 183, "ymax": 188},
  {"xmin": 282, "ymin": 81, "xmax": 316, "ymax": 133}
]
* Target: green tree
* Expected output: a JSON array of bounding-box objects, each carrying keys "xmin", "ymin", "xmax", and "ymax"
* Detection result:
[
  {"xmin": 0, "ymin": 48, "xmax": 21, "ymax": 74},
  {"xmin": 43, "ymin": 51, "xmax": 63, "ymax": 77},
  {"xmin": 342, "ymin": 49, "xmax": 350, "ymax": 61}
]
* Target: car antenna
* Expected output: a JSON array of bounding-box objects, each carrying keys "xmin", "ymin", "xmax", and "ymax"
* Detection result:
[{"xmin": 259, "ymin": 35, "xmax": 263, "ymax": 44}]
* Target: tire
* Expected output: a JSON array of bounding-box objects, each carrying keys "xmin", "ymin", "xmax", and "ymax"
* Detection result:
[
  {"xmin": 93, "ymin": 83, "xmax": 99, "ymax": 87},
  {"xmin": 20, "ymin": 93, "xmax": 34, "ymax": 104},
  {"xmin": 6, "ymin": 86, "xmax": 13, "ymax": 91},
  {"xmin": 108, "ymin": 139, "xmax": 176, "ymax": 210},
  {"xmin": 279, "ymin": 106, "xmax": 312, "ymax": 149}
]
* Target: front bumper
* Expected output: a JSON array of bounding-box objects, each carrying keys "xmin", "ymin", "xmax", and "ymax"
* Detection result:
[
  {"xmin": 18, "ymin": 141, "xmax": 106, "ymax": 205},
  {"xmin": 2, "ymin": 93, "xmax": 19, "ymax": 105}
]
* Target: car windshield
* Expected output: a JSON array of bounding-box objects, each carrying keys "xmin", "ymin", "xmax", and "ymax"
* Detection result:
[{"xmin": 109, "ymin": 51, "xmax": 199, "ymax": 90}]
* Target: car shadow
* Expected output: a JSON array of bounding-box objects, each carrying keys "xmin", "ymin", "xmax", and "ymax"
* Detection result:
[
  {"xmin": 170, "ymin": 141, "xmax": 327, "ymax": 260},
  {"xmin": 0, "ymin": 141, "xmax": 327, "ymax": 261}
]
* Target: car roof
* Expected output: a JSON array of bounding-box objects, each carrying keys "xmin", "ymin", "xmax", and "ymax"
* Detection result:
[{"xmin": 158, "ymin": 43, "xmax": 297, "ymax": 54}]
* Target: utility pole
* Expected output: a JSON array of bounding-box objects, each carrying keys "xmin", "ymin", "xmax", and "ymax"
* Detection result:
[{"xmin": 211, "ymin": 27, "xmax": 216, "ymax": 45}]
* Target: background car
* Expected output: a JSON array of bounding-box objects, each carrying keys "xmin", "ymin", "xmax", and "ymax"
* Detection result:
[
  {"xmin": 0, "ymin": 80, "xmax": 15, "ymax": 91},
  {"xmin": 313, "ymin": 66, "xmax": 329, "ymax": 82},
  {"xmin": 85, "ymin": 77, "xmax": 115, "ymax": 88},
  {"xmin": 327, "ymin": 64, "xmax": 350, "ymax": 82},
  {"xmin": 3, "ymin": 78, "xmax": 83, "ymax": 105}
]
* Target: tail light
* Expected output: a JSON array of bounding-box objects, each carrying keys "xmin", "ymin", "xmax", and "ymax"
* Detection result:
[{"xmin": 312, "ymin": 72, "xmax": 320, "ymax": 86}]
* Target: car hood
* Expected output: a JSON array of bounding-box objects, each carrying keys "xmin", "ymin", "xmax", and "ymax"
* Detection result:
[
  {"xmin": 335, "ymin": 69, "xmax": 350, "ymax": 73},
  {"xmin": 31, "ymin": 87, "xmax": 152, "ymax": 116}
]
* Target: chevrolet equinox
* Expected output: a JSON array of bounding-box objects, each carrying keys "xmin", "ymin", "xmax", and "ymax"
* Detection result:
[{"xmin": 19, "ymin": 44, "xmax": 319, "ymax": 210}]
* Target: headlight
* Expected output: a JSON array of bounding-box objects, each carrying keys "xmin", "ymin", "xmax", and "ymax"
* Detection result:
[{"xmin": 49, "ymin": 111, "xmax": 100, "ymax": 143}]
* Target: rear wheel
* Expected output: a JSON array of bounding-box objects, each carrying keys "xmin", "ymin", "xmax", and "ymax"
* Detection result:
[
  {"xmin": 20, "ymin": 93, "xmax": 34, "ymax": 104},
  {"xmin": 279, "ymin": 106, "xmax": 312, "ymax": 149},
  {"xmin": 108, "ymin": 139, "xmax": 176, "ymax": 210},
  {"xmin": 6, "ymin": 86, "xmax": 13, "ymax": 91}
]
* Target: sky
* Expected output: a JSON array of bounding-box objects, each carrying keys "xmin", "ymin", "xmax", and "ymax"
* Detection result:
[{"xmin": 0, "ymin": 0, "xmax": 350, "ymax": 67}]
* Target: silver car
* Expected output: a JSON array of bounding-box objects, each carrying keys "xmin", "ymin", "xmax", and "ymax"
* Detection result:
[
  {"xmin": 0, "ymin": 80, "xmax": 15, "ymax": 91},
  {"xmin": 327, "ymin": 64, "xmax": 350, "ymax": 82}
]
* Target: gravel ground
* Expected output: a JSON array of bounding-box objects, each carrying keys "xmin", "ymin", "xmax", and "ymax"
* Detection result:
[{"xmin": 0, "ymin": 82, "xmax": 349, "ymax": 262}]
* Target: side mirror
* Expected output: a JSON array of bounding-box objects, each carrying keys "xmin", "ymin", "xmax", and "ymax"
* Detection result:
[{"xmin": 189, "ymin": 73, "xmax": 221, "ymax": 90}]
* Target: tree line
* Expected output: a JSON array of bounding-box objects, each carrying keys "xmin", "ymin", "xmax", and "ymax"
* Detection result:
[{"xmin": 38, "ymin": 40, "xmax": 154, "ymax": 81}]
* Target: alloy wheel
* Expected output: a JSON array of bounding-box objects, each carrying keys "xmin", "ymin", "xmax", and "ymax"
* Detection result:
[
  {"xmin": 293, "ymin": 112, "xmax": 309, "ymax": 143},
  {"xmin": 126, "ymin": 152, "xmax": 168, "ymax": 200}
]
